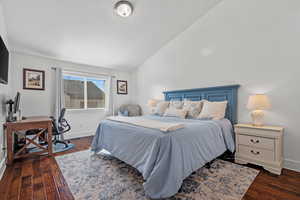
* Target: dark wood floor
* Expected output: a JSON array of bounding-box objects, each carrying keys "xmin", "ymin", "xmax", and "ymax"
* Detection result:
[{"xmin": 0, "ymin": 136, "xmax": 299, "ymax": 200}]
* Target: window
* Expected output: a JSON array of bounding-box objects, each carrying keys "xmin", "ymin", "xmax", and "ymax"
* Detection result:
[
  {"xmin": 87, "ymin": 78, "xmax": 106, "ymax": 108},
  {"xmin": 63, "ymin": 73, "xmax": 108, "ymax": 110}
]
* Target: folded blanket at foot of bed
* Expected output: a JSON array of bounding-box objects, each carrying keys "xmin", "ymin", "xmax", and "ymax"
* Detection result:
[{"xmin": 106, "ymin": 116, "xmax": 184, "ymax": 132}]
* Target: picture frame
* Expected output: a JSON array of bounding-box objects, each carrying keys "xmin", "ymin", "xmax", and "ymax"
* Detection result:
[
  {"xmin": 117, "ymin": 80, "xmax": 128, "ymax": 95},
  {"xmin": 23, "ymin": 68, "xmax": 45, "ymax": 90}
]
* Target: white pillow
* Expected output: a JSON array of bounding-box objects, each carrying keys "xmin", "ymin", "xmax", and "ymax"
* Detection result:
[
  {"xmin": 154, "ymin": 101, "xmax": 169, "ymax": 115},
  {"xmin": 197, "ymin": 101, "xmax": 227, "ymax": 120},
  {"xmin": 183, "ymin": 100, "xmax": 204, "ymax": 118},
  {"xmin": 169, "ymin": 100, "xmax": 183, "ymax": 109},
  {"xmin": 164, "ymin": 108, "xmax": 187, "ymax": 119}
]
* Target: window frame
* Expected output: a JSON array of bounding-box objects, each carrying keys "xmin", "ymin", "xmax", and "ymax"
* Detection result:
[{"xmin": 63, "ymin": 71, "xmax": 109, "ymax": 111}]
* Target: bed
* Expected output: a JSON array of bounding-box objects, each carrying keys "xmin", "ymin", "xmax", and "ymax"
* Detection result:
[{"xmin": 91, "ymin": 85, "xmax": 240, "ymax": 199}]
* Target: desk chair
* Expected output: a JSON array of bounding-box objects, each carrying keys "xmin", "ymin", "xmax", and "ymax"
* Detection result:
[{"xmin": 51, "ymin": 108, "xmax": 71, "ymax": 148}]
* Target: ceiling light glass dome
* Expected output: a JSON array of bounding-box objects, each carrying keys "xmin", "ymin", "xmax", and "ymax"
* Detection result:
[{"xmin": 114, "ymin": 1, "xmax": 133, "ymax": 18}]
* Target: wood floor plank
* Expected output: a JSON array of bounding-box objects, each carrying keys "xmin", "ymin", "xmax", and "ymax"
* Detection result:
[
  {"xmin": 6, "ymin": 162, "xmax": 22, "ymax": 200},
  {"xmin": 19, "ymin": 159, "xmax": 34, "ymax": 200},
  {"xmin": 0, "ymin": 165, "xmax": 14, "ymax": 199},
  {"xmin": 244, "ymin": 171, "xmax": 300, "ymax": 200},
  {"xmin": 20, "ymin": 175, "xmax": 33, "ymax": 200},
  {"xmin": 242, "ymin": 193, "xmax": 258, "ymax": 200},
  {"xmin": 32, "ymin": 157, "xmax": 46, "ymax": 200},
  {"xmin": 251, "ymin": 178, "xmax": 300, "ymax": 200},
  {"xmin": 40, "ymin": 157, "xmax": 60, "ymax": 200},
  {"xmin": 250, "ymin": 183, "xmax": 299, "ymax": 200},
  {"xmin": 48, "ymin": 157, "xmax": 74, "ymax": 200},
  {"xmin": 257, "ymin": 174, "xmax": 300, "ymax": 197}
]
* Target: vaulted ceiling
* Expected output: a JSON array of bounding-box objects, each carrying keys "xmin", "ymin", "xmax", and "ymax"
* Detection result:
[{"xmin": 2, "ymin": 0, "xmax": 221, "ymax": 70}]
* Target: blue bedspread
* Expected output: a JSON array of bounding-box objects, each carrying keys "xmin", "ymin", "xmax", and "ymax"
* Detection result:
[{"xmin": 91, "ymin": 115, "xmax": 235, "ymax": 199}]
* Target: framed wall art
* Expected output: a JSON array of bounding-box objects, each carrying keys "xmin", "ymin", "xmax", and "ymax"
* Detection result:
[
  {"xmin": 23, "ymin": 68, "xmax": 45, "ymax": 90},
  {"xmin": 117, "ymin": 80, "xmax": 128, "ymax": 95}
]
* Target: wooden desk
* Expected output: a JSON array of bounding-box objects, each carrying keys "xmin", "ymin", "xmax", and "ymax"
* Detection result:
[{"xmin": 3, "ymin": 116, "xmax": 53, "ymax": 165}]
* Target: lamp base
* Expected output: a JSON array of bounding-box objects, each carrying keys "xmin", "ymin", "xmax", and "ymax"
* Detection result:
[{"xmin": 251, "ymin": 110, "xmax": 265, "ymax": 126}]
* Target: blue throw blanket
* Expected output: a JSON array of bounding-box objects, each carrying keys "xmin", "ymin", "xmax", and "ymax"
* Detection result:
[{"xmin": 91, "ymin": 115, "xmax": 235, "ymax": 199}]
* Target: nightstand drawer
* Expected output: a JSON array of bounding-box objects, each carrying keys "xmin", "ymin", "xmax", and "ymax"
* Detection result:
[
  {"xmin": 238, "ymin": 134, "xmax": 274, "ymax": 150},
  {"xmin": 235, "ymin": 127, "xmax": 281, "ymax": 139},
  {"xmin": 238, "ymin": 145, "xmax": 274, "ymax": 162}
]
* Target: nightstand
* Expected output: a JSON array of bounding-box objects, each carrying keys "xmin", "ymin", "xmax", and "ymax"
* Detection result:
[{"xmin": 234, "ymin": 124, "xmax": 284, "ymax": 175}]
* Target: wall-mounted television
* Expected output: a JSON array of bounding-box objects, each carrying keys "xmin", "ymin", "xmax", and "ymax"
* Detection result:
[{"xmin": 0, "ymin": 35, "xmax": 9, "ymax": 85}]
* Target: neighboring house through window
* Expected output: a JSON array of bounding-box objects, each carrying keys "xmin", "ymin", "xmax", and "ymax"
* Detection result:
[{"xmin": 63, "ymin": 72, "xmax": 108, "ymax": 110}]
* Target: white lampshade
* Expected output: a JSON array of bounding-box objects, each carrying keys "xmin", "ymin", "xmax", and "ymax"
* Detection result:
[
  {"xmin": 147, "ymin": 99, "xmax": 159, "ymax": 107},
  {"xmin": 247, "ymin": 94, "xmax": 271, "ymax": 110}
]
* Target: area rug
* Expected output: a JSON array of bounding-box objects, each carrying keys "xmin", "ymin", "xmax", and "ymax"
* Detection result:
[{"xmin": 56, "ymin": 150, "xmax": 259, "ymax": 200}]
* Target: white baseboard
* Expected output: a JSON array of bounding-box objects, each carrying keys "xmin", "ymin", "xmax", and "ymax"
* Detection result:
[
  {"xmin": 64, "ymin": 131, "xmax": 94, "ymax": 140},
  {"xmin": 0, "ymin": 157, "xmax": 6, "ymax": 181},
  {"xmin": 284, "ymin": 159, "xmax": 300, "ymax": 172}
]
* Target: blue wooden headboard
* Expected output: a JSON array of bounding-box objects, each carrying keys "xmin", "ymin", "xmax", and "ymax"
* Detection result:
[{"xmin": 163, "ymin": 85, "xmax": 240, "ymax": 124}]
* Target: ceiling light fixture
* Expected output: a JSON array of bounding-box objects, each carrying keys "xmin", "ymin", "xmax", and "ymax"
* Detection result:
[{"xmin": 114, "ymin": 1, "xmax": 133, "ymax": 18}]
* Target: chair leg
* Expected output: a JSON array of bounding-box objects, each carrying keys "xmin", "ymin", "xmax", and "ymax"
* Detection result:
[{"xmin": 54, "ymin": 140, "xmax": 69, "ymax": 148}]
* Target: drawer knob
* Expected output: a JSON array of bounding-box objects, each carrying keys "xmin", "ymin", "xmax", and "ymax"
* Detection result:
[
  {"xmin": 250, "ymin": 139, "xmax": 260, "ymax": 144},
  {"xmin": 250, "ymin": 150, "xmax": 260, "ymax": 155}
]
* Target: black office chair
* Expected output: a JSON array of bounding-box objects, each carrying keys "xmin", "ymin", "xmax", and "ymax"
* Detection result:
[{"xmin": 51, "ymin": 108, "xmax": 71, "ymax": 148}]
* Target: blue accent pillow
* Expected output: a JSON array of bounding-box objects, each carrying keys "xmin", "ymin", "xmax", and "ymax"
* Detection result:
[{"xmin": 118, "ymin": 110, "xmax": 129, "ymax": 116}]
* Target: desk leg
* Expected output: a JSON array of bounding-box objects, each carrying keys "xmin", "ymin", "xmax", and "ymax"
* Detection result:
[
  {"xmin": 6, "ymin": 127, "xmax": 13, "ymax": 165},
  {"xmin": 48, "ymin": 122, "xmax": 53, "ymax": 156}
]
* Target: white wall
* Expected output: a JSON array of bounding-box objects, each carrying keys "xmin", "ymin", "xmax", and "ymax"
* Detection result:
[
  {"xmin": 0, "ymin": 1, "xmax": 11, "ymax": 178},
  {"xmin": 133, "ymin": 0, "xmax": 300, "ymax": 171},
  {"xmin": 10, "ymin": 52, "xmax": 133, "ymax": 139}
]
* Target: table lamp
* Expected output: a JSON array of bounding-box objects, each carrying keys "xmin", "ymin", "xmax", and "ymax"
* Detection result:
[
  {"xmin": 247, "ymin": 94, "xmax": 271, "ymax": 126},
  {"xmin": 147, "ymin": 99, "xmax": 159, "ymax": 113}
]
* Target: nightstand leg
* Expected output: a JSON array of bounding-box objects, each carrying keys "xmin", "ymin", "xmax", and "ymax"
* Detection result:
[{"xmin": 264, "ymin": 166, "xmax": 282, "ymax": 175}]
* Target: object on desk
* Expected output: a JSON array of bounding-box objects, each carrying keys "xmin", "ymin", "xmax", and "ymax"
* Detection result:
[
  {"xmin": 17, "ymin": 110, "xmax": 22, "ymax": 121},
  {"xmin": 247, "ymin": 94, "xmax": 271, "ymax": 126},
  {"xmin": 6, "ymin": 92, "xmax": 20, "ymax": 122}
]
